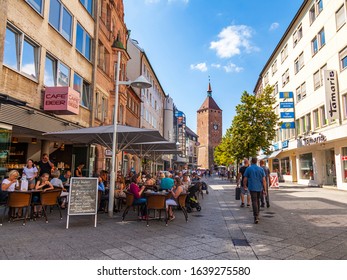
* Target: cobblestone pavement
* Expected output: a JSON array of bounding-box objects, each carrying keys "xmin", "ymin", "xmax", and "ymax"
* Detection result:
[{"xmin": 1, "ymin": 176, "xmax": 347, "ymax": 260}]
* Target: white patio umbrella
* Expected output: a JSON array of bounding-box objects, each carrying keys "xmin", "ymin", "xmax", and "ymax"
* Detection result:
[{"xmin": 43, "ymin": 124, "xmax": 166, "ymax": 151}]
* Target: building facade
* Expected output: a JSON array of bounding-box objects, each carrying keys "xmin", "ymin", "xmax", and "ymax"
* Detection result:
[
  {"xmin": 0, "ymin": 0, "xmax": 99, "ymax": 179},
  {"xmin": 255, "ymin": 0, "xmax": 347, "ymax": 190},
  {"xmin": 196, "ymin": 82, "xmax": 222, "ymax": 169}
]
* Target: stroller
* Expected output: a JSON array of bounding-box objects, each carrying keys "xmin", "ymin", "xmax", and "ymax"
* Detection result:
[{"xmin": 186, "ymin": 183, "xmax": 202, "ymax": 213}]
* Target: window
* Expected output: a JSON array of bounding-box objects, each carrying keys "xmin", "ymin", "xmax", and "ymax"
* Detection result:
[
  {"xmin": 26, "ymin": 0, "xmax": 44, "ymax": 14},
  {"xmin": 274, "ymin": 82, "xmax": 278, "ymax": 96},
  {"xmin": 294, "ymin": 53, "xmax": 304, "ymax": 75},
  {"xmin": 342, "ymin": 147, "xmax": 347, "ymax": 182},
  {"xmin": 305, "ymin": 113, "xmax": 311, "ymax": 132},
  {"xmin": 313, "ymin": 70, "xmax": 320, "ymax": 90},
  {"xmin": 79, "ymin": 0, "xmax": 93, "ymax": 16},
  {"xmin": 343, "ymin": 93, "xmax": 347, "ymax": 119},
  {"xmin": 73, "ymin": 73, "xmax": 90, "ymax": 108},
  {"xmin": 299, "ymin": 153, "xmax": 314, "ymax": 180},
  {"xmin": 280, "ymin": 157, "xmax": 291, "ymax": 175},
  {"xmin": 3, "ymin": 24, "xmax": 39, "ymax": 79},
  {"xmin": 44, "ymin": 56, "xmax": 70, "ymax": 86},
  {"xmin": 295, "ymin": 82, "xmax": 306, "ymax": 103},
  {"xmin": 49, "ymin": 0, "xmax": 73, "ymax": 42},
  {"xmin": 320, "ymin": 64, "xmax": 327, "ymax": 85},
  {"xmin": 312, "ymin": 36, "xmax": 318, "ymax": 55},
  {"xmin": 313, "ymin": 109, "xmax": 319, "ymax": 129},
  {"xmin": 340, "ymin": 46, "xmax": 347, "ymax": 71},
  {"xmin": 281, "ymin": 44, "xmax": 288, "ymax": 63},
  {"xmin": 282, "ymin": 69, "xmax": 289, "ymax": 87},
  {"xmin": 76, "ymin": 23, "xmax": 91, "ymax": 60},
  {"xmin": 320, "ymin": 105, "xmax": 327, "ymax": 126},
  {"xmin": 318, "ymin": 28, "xmax": 325, "ymax": 47},
  {"xmin": 312, "ymin": 28, "xmax": 325, "ymax": 56},
  {"xmin": 293, "ymin": 24, "xmax": 303, "ymax": 47},
  {"xmin": 101, "ymin": 96, "xmax": 107, "ymax": 121},
  {"xmin": 310, "ymin": 0, "xmax": 323, "ymax": 25},
  {"xmin": 336, "ymin": 5, "xmax": 346, "ymax": 30},
  {"xmin": 264, "ymin": 72, "xmax": 269, "ymax": 85}
]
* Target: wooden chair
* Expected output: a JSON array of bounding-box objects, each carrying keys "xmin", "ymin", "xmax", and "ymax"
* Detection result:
[
  {"xmin": 2, "ymin": 192, "xmax": 32, "ymax": 226},
  {"xmin": 145, "ymin": 194, "xmax": 167, "ymax": 227},
  {"xmin": 170, "ymin": 193, "xmax": 188, "ymax": 222},
  {"xmin": 122, "ymin": 191, "xmax": 137, "ymax": 221},
  {"xmin": 39, "ymin": 189, "xmax": 62, "ymax": 223}
]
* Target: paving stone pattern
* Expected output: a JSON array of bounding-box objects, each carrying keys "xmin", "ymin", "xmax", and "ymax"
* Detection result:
[{"xmin": 1, "ymin": 176, "xmax": 346, "ymax": 260}]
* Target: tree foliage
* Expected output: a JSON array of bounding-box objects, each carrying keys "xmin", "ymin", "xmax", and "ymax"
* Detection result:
[{"xmin": 214, "ymin": 85, "xmax": 278, "ymax": 164}]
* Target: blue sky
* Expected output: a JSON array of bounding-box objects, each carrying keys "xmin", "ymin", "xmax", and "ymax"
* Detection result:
[{"xmin": 124, "ymin": 0, "xmax": 303, "ymax": 134}]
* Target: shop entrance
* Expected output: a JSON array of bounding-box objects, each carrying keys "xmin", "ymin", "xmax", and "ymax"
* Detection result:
[{"xmin": 325, "ymin": 149, "xmax": 336, "ymax": 186}]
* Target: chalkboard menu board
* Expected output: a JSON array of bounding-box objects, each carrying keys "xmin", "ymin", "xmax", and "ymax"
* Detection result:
[{"xmin": 68, "ymin": 177, "xmax": 98, "ymax": 215}]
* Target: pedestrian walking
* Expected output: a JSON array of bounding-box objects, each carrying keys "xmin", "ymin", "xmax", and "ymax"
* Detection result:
[
  {"xmin": 236, "ymin": 159, "xmax": 251, "ymax": 207},
  {"xmin": 243, "ymin": 157, "xmax": 266, "ymax": 224},
  {"xmin": 259, "ymin": 159, "xmax": 270, "ymax": 208}
]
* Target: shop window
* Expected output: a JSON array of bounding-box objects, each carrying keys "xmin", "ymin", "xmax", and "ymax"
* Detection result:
[
  {"xmin": 272, "ymin": 159, "xmax": 280, "ymax": 173},
  {"xmin": 26, "ymin": 0, "xmax": 44, "ymax": 15},
  {"xmin": 49, "ymin": 0, "xmax": 73, "ymax": 42},
  {"xmin": 342, "ymin": 147, "xmax": 347, "ymax": 182},
  {"xmin": 76, "ymin": 23, "xmax": 91, "ymax": 61},
  {"xmin": 299, "ymin": 153, "xmax": 314, "ymax": 180},
  {"xmin": 3, "ymin": 24, "xmax": 39, "ymax": 79},
  {"xmin": 280, "ymin": 157, "xmax": 291, "ymax": 175}
]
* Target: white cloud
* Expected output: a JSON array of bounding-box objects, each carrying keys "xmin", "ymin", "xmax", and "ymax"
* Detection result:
[
  {"xmin": 269, "ymin": 22, "xmax": 280, "ymax": 31},
  {"xmin": 223, "ymin": 62, "xmax": 244, "ymax": 73},
  {"xmin": 145, "ymin": 0, "xmax": 160, "ymax": 4},
  {"xmin": 190, "ymin": 62, "xmax": 208, "ymax": 72},
  {"xmin": 210, "ymin": 25, "xmax": 259, "ymax": 58},
  {"xmin": 211, "ymin": 63, "xmax": 221, "ymax": 69}
]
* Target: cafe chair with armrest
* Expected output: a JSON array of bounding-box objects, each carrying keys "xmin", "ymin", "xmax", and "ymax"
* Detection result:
[
  {"xmin": 122, "ymin": 191, "xmax": 142, "ymax": 221},
  {"xmin": 145, "ymin": 194, "xmax": 167, "ymax": 227},
  {"xmin": 2, "ymin": 192, "xmax": 32, "ymax": 226},
  {"xmin": 39, "ymin": 189, "xmax": 62, "ymax": 223},
  {"xmin": 169, "ymin": 193, "xmax": 188, "ymax": 223}
]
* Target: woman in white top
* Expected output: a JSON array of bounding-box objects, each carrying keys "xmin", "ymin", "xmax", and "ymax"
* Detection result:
[
  {"xmin": 1, "ymin": 170, "xmax": 19, "ymax": 192},
  {"xmin": 23, "ymin": 159, "xmax": 38, "ymax": 189}
]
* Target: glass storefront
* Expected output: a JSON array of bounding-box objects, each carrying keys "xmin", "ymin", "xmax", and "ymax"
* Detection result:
[
  {"xmin": 0, "ymin": 124, "xmax": 12, "ymax": 181},
  {"xmin": 280, "ymin": 157, "xmax": 291, "ymax": 175},
  {"xmin": 272, "ymin": 158, "xmax": 280, "ymax": 173},
  {"xmin": 342, "ymin": 147, "xmax": 347, "ymax": 183},
  {"xmin": 299, "ymin": 153, "xmax": 314, "ymax": 180}
]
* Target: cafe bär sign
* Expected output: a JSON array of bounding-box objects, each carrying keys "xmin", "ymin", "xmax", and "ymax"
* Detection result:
[{"xmin": 44, "ymin": 86, "xmax": 80, "ymax": 115}]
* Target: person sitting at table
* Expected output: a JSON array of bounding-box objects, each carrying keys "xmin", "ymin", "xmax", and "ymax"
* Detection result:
[
  {"xmin": 59, "ymin": 169, "xmax": 71, "ymax": 190},
  {"xmin": 182, "ymin": 173, "xmax": 190, "ymax": 192},
  {"xmin": 115, "ymin": 174, "xmax": 126, "ymax": 199},
  {"xmin": 128, "ymin": 173, "xmax": 147, "ymax": 219},
  {"xmin": 166, "ymin": 176, "xmax": 185, "ymax": 221},
  {"xmin": 98, "ymin": 170, "xmax": 109, "ymax": 212},
  {"xmin": 1, "ymin": 170, "xmax": 20, "ymax": 218},
  {"xmin": 50, "ymin": 170, "xmax": 68, "ymax": 209},
  {"xmin": 159, "ymin": 172, "xmax": 174, "ymax": 191},
  {"xmin": 144, "ymin": 174, "xmax": 157, "ymax": 190},
  {"xmin": 33, "ymin": 173, "xmax": 54, "ymax": 218},
  {"xmin": 23, "ymin": 159, "xmax": 38, "ymax": 190}
]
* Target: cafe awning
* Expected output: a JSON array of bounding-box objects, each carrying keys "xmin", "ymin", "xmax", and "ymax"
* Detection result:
[{"xmin": 268, "ymin": 150, "xmax": 282, "ymax": 159}]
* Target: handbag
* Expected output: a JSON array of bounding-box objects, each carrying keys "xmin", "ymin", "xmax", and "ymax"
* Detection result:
[{"xmin": 235, "ymin": 187, "xmax": 241, "ymax": 200}]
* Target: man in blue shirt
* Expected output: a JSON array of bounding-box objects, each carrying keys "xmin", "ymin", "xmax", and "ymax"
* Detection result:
[
  {"xmin": 243, "ymin": 157, "xmax": 266, "ymax": 224},
  {"xmin": 160, "ymin": 172, "xmax": 174, "ymax": 191}
]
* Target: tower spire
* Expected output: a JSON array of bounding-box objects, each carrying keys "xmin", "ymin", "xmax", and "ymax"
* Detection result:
[{"xmin": 207, "ymin": 76, "xmax": 212, "ymax": 97}]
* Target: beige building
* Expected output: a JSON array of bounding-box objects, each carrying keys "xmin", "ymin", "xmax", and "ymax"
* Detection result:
[
  {"xmin": 197, "ymin": 83, "xmax": 222, "ymax": 170},
  {"xmin": 255, "ymin": 0, "xmax": 347, "ymax": 190}
]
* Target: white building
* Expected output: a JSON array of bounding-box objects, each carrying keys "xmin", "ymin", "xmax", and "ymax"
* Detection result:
[{"xmin": 255, "ymin": 0, "xmax": 347, "ymax": 190}]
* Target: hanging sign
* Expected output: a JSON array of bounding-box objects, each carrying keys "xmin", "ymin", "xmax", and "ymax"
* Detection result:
[
  {"xmin": 279, "ymin": 92, "xmax": 294, "ymax": 99},
  {"xmin": 324, "ymin": 70, "xmax": 340, "ymax": 122}
]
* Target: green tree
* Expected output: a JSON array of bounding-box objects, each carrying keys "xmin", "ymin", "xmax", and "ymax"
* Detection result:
[
  {"xmin": 215, "ymin": 85, "xmax": 278, "ymax": 163},
  {"xmin": 214, "ymin": 128, "xmax": 233, "ymax": 166}
]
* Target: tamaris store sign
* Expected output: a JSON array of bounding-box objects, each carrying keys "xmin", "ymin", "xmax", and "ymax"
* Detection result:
[{"xmin": 44, "ymin": 87, "xmax": 80, "ymax": 115}]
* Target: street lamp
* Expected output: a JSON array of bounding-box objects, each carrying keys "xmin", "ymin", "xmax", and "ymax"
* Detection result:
[{"xmin": 109, "ymin": 35, "xmax": 152, "ymax": 217}]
